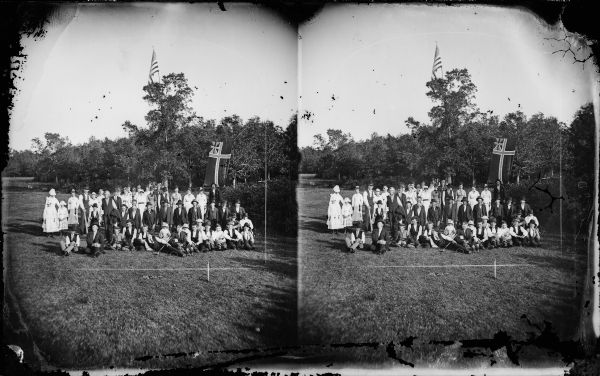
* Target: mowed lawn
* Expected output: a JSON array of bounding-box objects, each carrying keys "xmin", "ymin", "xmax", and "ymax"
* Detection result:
[
  {"xmin": 3, "ymin": 187, "xmax": 297, "ymax": 370},
  {"xmin": 298, "ymin": 187, "xmax": 586, "ymax": 367}
]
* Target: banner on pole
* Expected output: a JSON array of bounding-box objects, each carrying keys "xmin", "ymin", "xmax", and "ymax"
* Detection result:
[{"xmin": 204, "ymin": 141, "xmax": 232, "ymax": 187}]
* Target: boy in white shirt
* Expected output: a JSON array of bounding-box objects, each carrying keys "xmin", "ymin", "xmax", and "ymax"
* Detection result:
[
  {"xmin": 345, "ymin": 222, "xmax": 365, "ymax": 253},
  {"xmin": 509, "ymin": 219, "xmax": 528, "ymax": 246},
  {"xmin": 60, "ymin": 228, "xmax": 80, "ymax": 256},
  {"xmin": 212, "ymin": 224, "xmax": 226, "ymax": 251},
  {"xmin": 497, "ymin": 220, "xmax": 513, "ymax": 248},
  {"xmin": 224, "ymin": 221, "xmax": 243, "ymax": 250}
]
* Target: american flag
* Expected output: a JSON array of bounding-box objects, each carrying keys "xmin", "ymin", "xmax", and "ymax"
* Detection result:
[
  {"xmin": 148, "ymin": 49, "xmax": 160, "ymax": 84},
  {"xmin": 431, "ymin": 44, "xmax": 443, "ymax": 79}
]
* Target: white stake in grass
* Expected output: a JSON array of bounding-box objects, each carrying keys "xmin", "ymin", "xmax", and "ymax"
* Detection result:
[
  {"xmin": 207, "ymin": 261, "xmax": 210, "ymax": 282},
  {"xmin": 494, "ymin": 258, "xmax": 497, "ymax": 279}
]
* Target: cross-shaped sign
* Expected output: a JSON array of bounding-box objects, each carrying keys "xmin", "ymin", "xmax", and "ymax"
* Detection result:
[
  {"xmin": 209, "ymin": 142, "xmax": 231, "ymax": 186},
  {"xmin": 492, "ymin": 138, "xmax": 515, "ymax": 182}
]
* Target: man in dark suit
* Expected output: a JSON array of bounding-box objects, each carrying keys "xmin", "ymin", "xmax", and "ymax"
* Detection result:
[
  {"xmin": 232, "ymin": 200, "xmax": 247, "ymax": 222},
  {"xmin": 473, "ymin": 197, "xmax": 488, "ymax": 224},
  {"xmin": 427, "ymin": 199, "xmax": 442, "ymax": 229},
  {"xmin": 505, "ymin": 197, "xmax": 516, "ymax": 224},
  {"xmin": 208, "ymin": 184, "xmax": 221, "ymax": 207},
  {"xmin": 86, "ymin": 220, "xmax": 105, "ymax": 257},
  {"xmin": 443, "ymin": 197, "xmax": 458, "ymax": 226},
  {"xmin": 160, "ymin": 186, "xmax": 170, "ymax": 208},
  {"xmin": 112, "ymin": 187, "xmax": 123, "ymax": 211},
  {"xmin": 205, "ymin": 201, "xmax": 219, "ymax": 229},
  {"xmin": 516, "ymin": 197, "xmax": 532, "ymax": 218},
  {"xmin": 158, "ymin": 201, "xmax": 173, "ymax": 230},
  {"xmin": 142, "ymin": 202, "xmax": 156, "ymax": 232},
  {"xmin": 128, "ymin": 199, "xmax": 143, "ymax": 231},
  {"xmin": 370, "ymin": 219, "xmax": 389, "ymax": 255},
  {"xmin": 411, "ymin": 197, "xmax": 427, "ymax": 227},
  {"xmin": 188, "ymin": 200, "xmax": 203, "ymax": 225},
  {"xmin": 102, "ymin": 190, "xmax": 121, "ymax": 244},
  {"xmin": 387, "ymin": 187, "xmax": 404, "ymax": 239},
  {"xmin": 490, "ymin": 198, "xmax": 504, "ymax": 221},
  {"xmin": 492, "ymin": 179, "xmax": 505, "ymax": 203},
  {"xmin": 119, "ymin": 204, "xmax": 129, "ymax": 228},
  {"xmin": 457, "ymin": 197, "xmax": 473, "ymax": 225},
  {"xmin": 218, "ymin": 200, "xmax": 231, "ymax": 229},
  {"xmin": 173, "ymin": 200, "xmax": 188, "ymax": 229}
]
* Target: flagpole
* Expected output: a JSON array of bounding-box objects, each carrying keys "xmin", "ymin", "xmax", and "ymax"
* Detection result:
[{"xmin": 264, "ymin": 122, "xmax": 267, "ymax": 264}]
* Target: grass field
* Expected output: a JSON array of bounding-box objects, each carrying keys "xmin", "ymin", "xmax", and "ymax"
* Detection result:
[
  {"xmin": 2, "ymin": 185, "xmax": 297, "ymax": 371},
  {"xmin": 298, "ymin": 187, "xmax": 586, "ymax": 368}
]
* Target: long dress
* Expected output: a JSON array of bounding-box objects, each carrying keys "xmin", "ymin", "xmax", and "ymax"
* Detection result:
[
  {"xmin": 327, "ymin": 193, "xmax": 344, "ymax": 230},
  {"xmin": 341, "ymin": 203, "xmax": 353, "ymax": 227},
  {"xmin": 42, "ymin": 197, "xmax": 60, "ymax": 233},
  {"xmin": 58, "ymin": 207, "xmax": 69, "ymax": 231},
  {"xmin": 351, "ymin": 193, "xmax": 363, "ymax": 222}
]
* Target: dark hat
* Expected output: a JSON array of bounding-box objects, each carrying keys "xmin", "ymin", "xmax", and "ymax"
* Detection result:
[
  {"xmin": 462, "ymin": 197, "xmax": 468, "ymax": 202},
  {"xmin": 92, "ymin": 203, "xmax": 98, "ymax": 208},
  {"xmin": 431, "ymin": 199, "xmax": 437, "ymax": 203},
  {"xmin": 355, "ymin": 185, "xmax": 360, "ymax": 189},
  {"xmin": 210, "ymin": 200, "xmax": 216, "ymax": 204},
  {"xmin": 477, "ymin": 196, "xmax": 483, "ymax": 201},
  {"xmin": 121, "ymin": 203, "xmax": 127, "ymax": 207},
  {"xmin": 177, "ymin": 200, "xmax": 183, "ymax": 205},
  {"xmin": 90, "ymin": 219, "xmax": 99, "ymax": 228},
  {"xmin": 126, "ymin": 219, "xmax": 133, "ymax": 224},
  {"xmin": 243, "ymin": 223, "xmax": 251, "ymax": 229},
  {"xmin": 113, "ymin": 222, "xmax": 120, "ymax": 228},
  {"xmin": 528, "ymin": 220, "xmax": 537, "ymax": 226},
  {"xmin": 83, "ymin": 186, "xmax": 90, "ymax": 191},
  {"xmin": 375, "ymin": 218, "xmax": 384, "ymax": 225},
  {"xmin": 521, "ymin": 197, "xmax": 527, "ymax": 202},
  {"xmin": 146, "ymin": 202, "xmax": 152, "ymax": 206},
  {"xmin": 203, "ymin": 220, "xmax": 211, "ymax": 226},
  {"xmin": 368, "ymin": 182, "xmax": 374, "ymax": 186},
  {"xmin": 71, "ymin": 188, "xmax": 76, "ymax": 193},
  {"xmin": 235, "ymin": 199, "xmax": 241, "ymax": 204},
  {"xmin": 192, "ymin": 199, "xmax": 198, "ymax": 204},
  {"xmin": 161, "ymin": 201, "xmax": 167, "ymax": 205},
  {"xmin": 489, "ymin": 216, "xmax": 497, "ymax": 223}
]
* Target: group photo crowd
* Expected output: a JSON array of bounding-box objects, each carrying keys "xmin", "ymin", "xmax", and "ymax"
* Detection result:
[
  {"xmin": 41, "ymin": 182, "xmax": 257, "ymax": 257},
  {"xmin": 327, "ymin": 179, "xmax": 542, "ymax": 255}
]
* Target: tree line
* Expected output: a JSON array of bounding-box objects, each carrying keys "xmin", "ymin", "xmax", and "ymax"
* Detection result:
[
  {"xmin": 4, "ymin": 73, "xmax": 299, "ymax": 190},
  {"xmin": 300, "ymin": 69, "xmax": 593, "ymax": 193}
]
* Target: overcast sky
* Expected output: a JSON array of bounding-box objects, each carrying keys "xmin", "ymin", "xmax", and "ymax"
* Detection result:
[
  {"xmin": 298, "ymin": 4, "xmax": 597, "ymax": 147},
  {"xmin": 9, "ymin": 3, "xmax": 297, "ymax": 151}
]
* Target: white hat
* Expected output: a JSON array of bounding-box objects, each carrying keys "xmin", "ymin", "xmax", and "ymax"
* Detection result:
[
  {"xmin": 59, "ymin": 201, "xmax": 66, "ymax": 206},
  {"xmin": 333, "ymin": 185, "xmax": 340, "ymax": 193},
  {"xmin": 49, "ymin": 188, "xmax": 56, "ymax": 196}
]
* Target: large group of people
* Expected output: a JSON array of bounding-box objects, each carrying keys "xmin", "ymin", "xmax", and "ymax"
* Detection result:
[
  {"xmin": 42, "ymin": 183, "xmax": 256, "ymax": 257},
  {"xmin": 326, "ymin": 179, "xmax": 542, "ymax": 254}
]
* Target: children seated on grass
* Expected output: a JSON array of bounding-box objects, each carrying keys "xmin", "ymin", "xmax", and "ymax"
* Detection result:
[
  {"xmin": 345, "ymin": 222, "xmax": 365, "ymax": 253},
  {"xmin": 527, "ymin": 220, "xmax": 541, "ymax": 247},
  {"xmin": 59, "ymin": 228, "xmax": 80, "ymax": 256},
  {"xmin": 241, "ymin": 223, "xmax": 255, "ymax": 250},
  {"xmin": 510, "ymin": 219, "xmax": 528, "ymax": 246},
  {"xmin": 497, "ymin": 220, "xmax": 513, "ymax": 247}
]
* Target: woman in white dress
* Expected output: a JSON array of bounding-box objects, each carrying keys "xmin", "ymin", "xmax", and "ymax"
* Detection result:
[
  {"xmin": 67, "ymin": 189, "xmax": 80, "ymax": 230},
  {"xmin": 42, "ymin": 188, "xmax": 60, "ymax": 236},
  {"xmin": 341, "ymin": 197, "xmax": 353, "ymax": 228},
  {"xmin": 58, "ymin": 201, "xmax": 69, "ymax": 232},
  {"xmin": 327, "ymin": 185, "xmax": 344, "ymax": 234},
  {"xmin": 351, "ymin": 185, "xmax": 364, "ymax": 223}
]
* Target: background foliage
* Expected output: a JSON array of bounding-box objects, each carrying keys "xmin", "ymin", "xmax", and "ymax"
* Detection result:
[{"xmin": 4, "ymin": 72, "xmax": 299, "ymax": 235}]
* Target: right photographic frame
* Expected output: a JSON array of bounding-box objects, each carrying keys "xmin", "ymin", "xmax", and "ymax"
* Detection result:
[{"xmin": 297, "ymin": 3, "xmax": 599, "ymax": 369}]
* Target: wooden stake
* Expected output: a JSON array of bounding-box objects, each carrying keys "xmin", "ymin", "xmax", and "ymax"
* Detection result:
[{"xmin": 207, "ymin": 261, "xmax": 210, "ymax": 282}]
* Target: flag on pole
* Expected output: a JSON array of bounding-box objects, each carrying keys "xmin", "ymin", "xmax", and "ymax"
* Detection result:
[
  {"xmin": 204, "ymin": 141, "xmax": 232, "ymax": 187},
  {"xmin": 431, "ymin": 44, "xmax": 443, "ymax": 79},
  {"xmin": 149, "ymin": 49, "xmax": 160, "ymax": 84},
  {"xmin": 488, "ymin": 138, "xmax": 516, "ymax": 183}
]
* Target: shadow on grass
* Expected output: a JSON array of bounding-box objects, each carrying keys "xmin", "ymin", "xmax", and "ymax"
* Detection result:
[
  {"xmin": 229, "ymin": 256, "xmax": 296, "ymax": 279},
  {"xmin": 512, "ymin": 251, "xmax": 575, "ymax": 273},
  {"xmin": 234, "ymin": 283, "xmax": 297, "ymax": 347},
  {"xmin": 4, "ymin": 221, "xmax": 45, "ymax": 237},
  {"xmin": 299, "ymin": 219, "xmax": 331, "ymax": 234}
]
